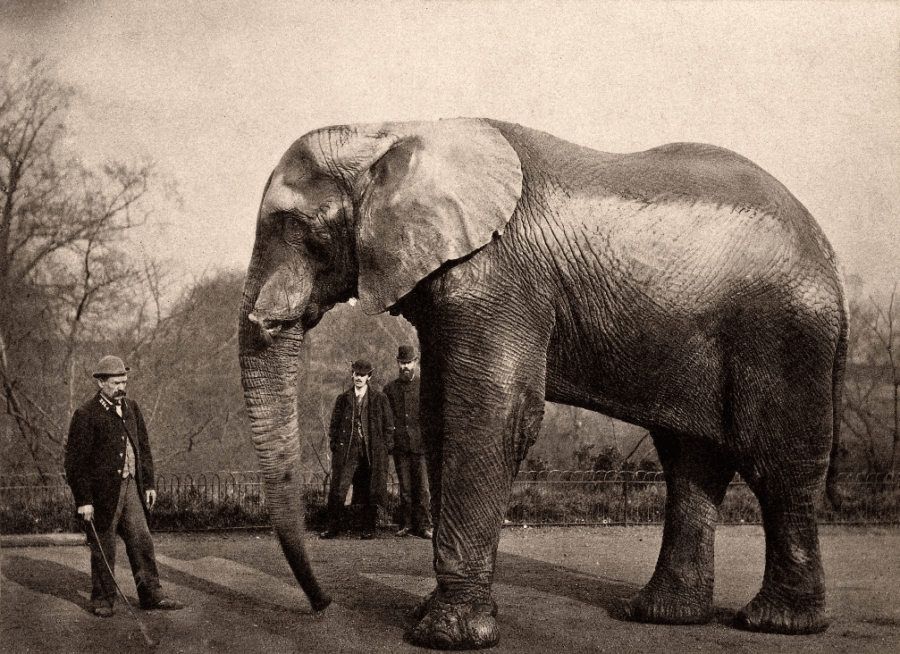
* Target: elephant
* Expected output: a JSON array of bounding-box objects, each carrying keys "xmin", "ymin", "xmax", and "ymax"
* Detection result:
[{"xmin": 238, "ymin": 118, "xmax": 847, "ymax": 650}]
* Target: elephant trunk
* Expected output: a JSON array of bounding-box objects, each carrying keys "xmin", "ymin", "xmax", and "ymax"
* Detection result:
[{"xmin": 239, "ymin": 287, "xmax": 332, "ymax": 612}]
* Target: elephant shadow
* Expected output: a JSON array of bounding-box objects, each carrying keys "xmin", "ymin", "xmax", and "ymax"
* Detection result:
[
  {"xmin": 352, "ymin": 544, "xmax": 639, "ymax": 620},
  {"xmin": 2, "ymin": 554, "xmax": 95, "ymax": 614},
  {"xmin": 494, "ymin": 550, "xmax": 636, "ymax": 616},
  {"xmin": 492, "ymin": 551, "xmax": 739, "ymax": 627}
]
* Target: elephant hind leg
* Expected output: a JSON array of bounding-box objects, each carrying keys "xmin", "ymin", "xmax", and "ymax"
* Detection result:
[
  {"xmin": 625, "ymin": 430, "xmax": 735, "ymax": 625},
  {"xmin": 733, "ymin": 472, "xmax": 828, "ymax": 634},
  {"xmin": 725, "ymin": 331, "xmax": 832, "ymax": 634}
]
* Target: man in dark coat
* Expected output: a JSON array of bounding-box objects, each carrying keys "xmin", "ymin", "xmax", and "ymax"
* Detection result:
[
  {"xmin": 321, "ymin": 359, "xmax": 394, "ymax": 539},
  {"xmin": 383, "ymin": 345, "xmax": 433, "ymax": 539},
  {"xmin": 65, "ymin": 355, "xmax": 183, "ymax": 617}
]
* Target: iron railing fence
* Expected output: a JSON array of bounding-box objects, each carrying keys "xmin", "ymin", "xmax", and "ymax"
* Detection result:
[
  {"xmin": 2, "ymin": 471, "xmax": 899, "ymax": 534},
  {"xmin": 509, "ymin": 471, "xmax": 900, "ymax": 526}
]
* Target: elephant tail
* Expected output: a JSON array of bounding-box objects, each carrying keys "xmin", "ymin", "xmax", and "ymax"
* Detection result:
[{"xmin": 825, "ymin": 299, "xmax": 848, "ymax": 510}]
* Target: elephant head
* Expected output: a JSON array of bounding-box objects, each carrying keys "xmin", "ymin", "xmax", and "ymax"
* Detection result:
[{"xmin": 238, "ymin": 118, "xmax": 522, "ymax": 608}]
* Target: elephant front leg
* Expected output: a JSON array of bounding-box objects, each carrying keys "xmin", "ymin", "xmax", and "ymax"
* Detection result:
[
  {"xmin": 407, "ymin": 371, "xmax": 545, "ymax": 650},
  {"xmin": 625, "ymin": 432, "xmax": 735, "ymax": 625},
  {"xmin": 406, "ymin": 452, "xmax": 505, "ymax": 650}
]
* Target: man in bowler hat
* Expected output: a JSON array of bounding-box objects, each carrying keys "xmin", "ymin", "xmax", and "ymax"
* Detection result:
[
  {"xmin": 383, "ymin": 345, "xmax": 433, "ymax": 539},
  {"xmin": 321, "ymin": 359, "xmax": 395, "ymax": 539},
  {"xmin": 65, "ymin": 356, "xmax": 183, "ymax": 617}
]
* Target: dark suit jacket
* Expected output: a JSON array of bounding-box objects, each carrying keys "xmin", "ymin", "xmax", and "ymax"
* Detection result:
[
  {"xmin": 64, "ymin": 392, "xmax": 155, "ymax": 532},
  {"xmin": 328, "ymin": 386, "xmax": 394, "ymax": 503},
  {"xmin": 383, "ymin": 376, "xmax": 424, "ymax": 454}
]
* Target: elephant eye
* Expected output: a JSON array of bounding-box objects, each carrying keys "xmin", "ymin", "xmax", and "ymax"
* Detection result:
[
  {"xmin": 281, "ymin": 213, "xmax": 309, "ymax": 247},
  {"xmin": 278, "ymin": 211, "xmax": 332, "ymax": 263}
]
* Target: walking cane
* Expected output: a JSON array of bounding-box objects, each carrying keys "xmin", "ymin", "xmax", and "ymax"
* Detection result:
[{"xmin": 87, "ymin": 517, "xmax": 158, "ymax": 647}]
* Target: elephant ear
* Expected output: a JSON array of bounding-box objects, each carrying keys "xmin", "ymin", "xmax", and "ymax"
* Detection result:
[{"xmin": 354, "ymin": 118, "xmax": 522, "ymax": 314}]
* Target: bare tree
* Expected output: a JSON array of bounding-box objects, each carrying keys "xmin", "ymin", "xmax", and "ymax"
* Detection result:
[
  {"xmin": 0, "ymin": 56, "xmax": 171, "ymax": 476},
  {"xmin": 843, "ymin": 277, "xmax": 900, "ymax": 474},
  {"xmin": 872, "ymin": 283, "xmax": 900, "ymax": 471}
]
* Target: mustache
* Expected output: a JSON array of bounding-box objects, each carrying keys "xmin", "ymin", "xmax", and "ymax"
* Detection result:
[{"xmin": 113, "ymin": 390, "xmax": 127, "ymax": 398}]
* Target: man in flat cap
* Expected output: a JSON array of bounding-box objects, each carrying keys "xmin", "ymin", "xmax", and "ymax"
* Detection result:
[
  {"xmin": 384, "ymin": 345, "xmax": 433, "ymax": 539},
  {"xmin": 65, "ymin": 356, "xmax": 183, "ymax": 617},
  {"xmin": 321, "ymin": 359, "xmax": 395, "ymax": 539}
]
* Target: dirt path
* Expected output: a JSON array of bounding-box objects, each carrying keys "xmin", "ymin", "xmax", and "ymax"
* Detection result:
[{"xmin": 3, "ymin": 525, "xmax": 898, "ymax": 653}]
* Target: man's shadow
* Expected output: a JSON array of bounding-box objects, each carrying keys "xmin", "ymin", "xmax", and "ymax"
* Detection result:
[{"xmin": 3, "ymin": 554, "xmax": 101, "ymax": 614}]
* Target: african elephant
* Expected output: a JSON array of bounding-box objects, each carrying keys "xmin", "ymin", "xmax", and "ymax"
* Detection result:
[{"xmin": 238, "ymin": 118, "xmax": 847, "ymax": 649}]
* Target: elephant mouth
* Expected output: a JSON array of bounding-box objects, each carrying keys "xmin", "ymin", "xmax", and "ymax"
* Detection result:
[
  {"xmin": 248, "ymin": 302, "xmax": 332, "ymax": 348},
  {"xmin": 247, "ymin": 313, "xmax": 301, "ymax": 348}
]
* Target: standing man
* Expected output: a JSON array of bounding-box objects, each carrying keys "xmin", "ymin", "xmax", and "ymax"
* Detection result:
[
  {"xmin": 65, "ymin": 356, "xmax": 183, "ymax": 617},
  {"xmin": 383, "ymin": 345, "xmax": 433, "ymax": 539},
  {"xmin": 321, "ymin": 359, "xmax": 394, "ymax": 539}
]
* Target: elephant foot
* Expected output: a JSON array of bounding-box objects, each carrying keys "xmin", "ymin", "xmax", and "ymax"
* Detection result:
[
  {"xmin": 734, "ymin": 591, "xmax": 827, "ymax": 635},
  {"xmin": 406, "ymin": 588, "xmax": 500, "ymax": 650},
  {"xmin": 623, "ymin": 586, "xmax": 713, "ymax": 625}
]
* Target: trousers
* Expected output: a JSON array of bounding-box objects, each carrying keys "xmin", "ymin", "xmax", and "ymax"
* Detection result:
[
  {"xmin": 86, "ymin": 476, "xmax": 163, "ymax": 608},
  {"xmin": 393, "ymin": 452, "xmax": 432, "ymax": 531},
  {"xmin": 326, "ymin": 449, "xmax": 383, "ymax": 531}
]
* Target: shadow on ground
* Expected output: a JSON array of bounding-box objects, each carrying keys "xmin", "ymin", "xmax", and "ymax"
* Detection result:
[
  {"xmin": 3, "ymin": 555, "xmax": 95, "ymax": 614},
  {"xmin": 3, "ymin": 528, "xmax": 899, "ymax": 654}
]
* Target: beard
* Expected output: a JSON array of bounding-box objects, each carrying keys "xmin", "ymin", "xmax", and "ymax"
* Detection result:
[{"xmin": 399, "ymin": 368, "xmax": 414, "ymax": 381}]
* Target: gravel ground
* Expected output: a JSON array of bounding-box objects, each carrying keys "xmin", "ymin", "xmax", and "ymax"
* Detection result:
[{"xmin": 2, "ymin": 525, "xmax": 898, "ymax": 653}]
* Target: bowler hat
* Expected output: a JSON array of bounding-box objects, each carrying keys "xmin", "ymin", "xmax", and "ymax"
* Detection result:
[
  {"xmin": 397, "ymin": 345, "xmax": 418, "ymax": 363},
  {"xmin": 92, "ymin": 355, "xmax": 130, "ymax": 378},
  {"xmin": 351, "ymin": 359, "xmax": 374, "ymax": 375}
]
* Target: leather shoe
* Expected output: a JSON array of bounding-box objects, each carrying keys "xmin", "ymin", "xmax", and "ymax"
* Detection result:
[
  {"xmin": 93, "ymin": 606, "xmax": 115, "ymax": 618},
  {"xmin": 320, "ymin": 529, "xmax": 340, "ymax": 539},
  {"xmin": 395, "ymin": 527, "xmax": 410, "ymax": 537},
  {"xmin": 360, "ymin": 531, "xmax": 376, "ymax": 540},
  {"xmin": 142, "ymin": 598, "xmax": 183, "ymax": 611},
  {"xmin": 417, "ymin": 528, "xmax": 434, "ymax": 540}
]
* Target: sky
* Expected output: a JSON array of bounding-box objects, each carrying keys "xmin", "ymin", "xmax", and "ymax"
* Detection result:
[{"xmin": 2, "ymin": 0, "xmax": 899, "ymax": 303}]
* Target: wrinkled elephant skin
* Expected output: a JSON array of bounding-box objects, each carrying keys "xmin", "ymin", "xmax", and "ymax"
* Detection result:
[{"xmin": 238, "ymin": 118, "xmax": 847, "ymax": 649}]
